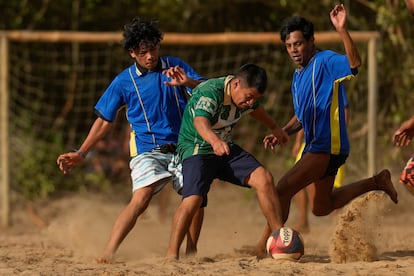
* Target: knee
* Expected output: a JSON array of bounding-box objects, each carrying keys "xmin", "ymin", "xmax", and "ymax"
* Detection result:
[
  {"xmin": 262, "ymin": 169, "xmax": 274, "ymax": 185},
  {"xmin": 130, "ymin": 190, "xmax": 153, "ymax": 211},
  {"xmin": 181, "ymin": 195, "xmax": 204, "ymax": 213},
  {"xmin": 252, "ymin": 168, "xmax": 275, "ymax": 191}
]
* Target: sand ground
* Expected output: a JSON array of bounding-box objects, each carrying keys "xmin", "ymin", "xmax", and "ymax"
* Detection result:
[{"xmin": 1, "ymin": 175, "xmax": 414, "ymax": 276}]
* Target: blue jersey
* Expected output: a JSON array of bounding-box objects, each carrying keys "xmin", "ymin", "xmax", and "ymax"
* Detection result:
[
  {"xmin": 95, "ymin": 56, "xmax": 206, "ymax": 156},
  {"xmin": 292, "ymin": 50, "xmax": 356, "ymax": 155}
]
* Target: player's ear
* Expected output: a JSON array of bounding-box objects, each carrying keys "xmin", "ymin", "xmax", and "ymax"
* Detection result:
[
  {"xmin": 129, "ymin": 48, "xmax": 136, "ymax": 58},
  {"xmin": 234, "ymin": 78, "xmax": 240, "ymax": 86},
  {"xmin": 235, "ymin": 77, "xmax": 244, "ymax": 88},
  {"xmin": 231, "ymin": 78, "xmax": 239, "ymax": 90},
  {"xmin": 308, "ymin": 36, "xmax": 315, "ymax": 45}
]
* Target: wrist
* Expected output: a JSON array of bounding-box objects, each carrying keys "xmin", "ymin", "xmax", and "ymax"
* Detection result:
[
  {"xmin": 211, "ymin": 139, "xmax": 222, "ymax": 148},
  {"xmin": 73, "ymin": 149, "xmax": 86, "ymax": 159}
]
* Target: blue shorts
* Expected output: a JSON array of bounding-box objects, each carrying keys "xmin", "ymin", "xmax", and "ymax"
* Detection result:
[
  {"xmin": 325, "ymin": 154, "xmax": 348, "ymax": 176},
  {"xmin": 181, "ymin": 144, "xmax": 261, "ymax": 207}
]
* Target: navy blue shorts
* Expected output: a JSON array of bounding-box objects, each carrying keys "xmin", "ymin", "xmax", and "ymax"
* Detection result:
[
  {"xmin": 325, "ymin": 154, "xmax": 348, "ymax": 176},
  {"xmin": 181, "ymin": 144, "xmax": 261, "ymax": 207}
]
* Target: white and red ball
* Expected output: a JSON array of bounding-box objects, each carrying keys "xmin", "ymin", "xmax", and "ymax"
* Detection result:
[{"xmin": 266, "ymin": 227, "xmax": 304, "ymax": 261}]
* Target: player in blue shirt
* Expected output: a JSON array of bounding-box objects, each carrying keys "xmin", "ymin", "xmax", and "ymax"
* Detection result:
[
  {"xmin": 56, "ymin": 17, "xmax": 206, "ymax": 263},
  {"xmin": 254, "ymin": 4, "xmax": 398, "ymax": 258}
]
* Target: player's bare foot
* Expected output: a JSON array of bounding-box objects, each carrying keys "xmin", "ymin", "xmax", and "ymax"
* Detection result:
[
  {"xmin": 253, "ymin": 245, "xmax": 269, "ymax": 260},
  {"xmin": 96, "ymin": 255, "xmax": 113, "ymax": 264},
  {"xmin": 375, "ymin": 169, "xmax": 398, "ymax": 204},
  {"xmin": 185, "ymin": 249, "xmax": 197, "ymax": 257},
  {"xmin": 163, "ymin": 255, "xmax": 179, "ymax": 263},
  {"xmin": 233, "ymin": 245, "xmax": 267, "ymax": 259}
]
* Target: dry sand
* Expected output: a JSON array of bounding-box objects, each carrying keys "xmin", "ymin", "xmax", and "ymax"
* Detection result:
[{"xmin": 1, "ymin": 176, "xmax": 414, "ymax": 275}]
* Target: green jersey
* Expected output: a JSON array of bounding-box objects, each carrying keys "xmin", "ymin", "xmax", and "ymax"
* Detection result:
[{"xmin": 177, "ymin": 75, "xmax": 260, "ymax": 161}]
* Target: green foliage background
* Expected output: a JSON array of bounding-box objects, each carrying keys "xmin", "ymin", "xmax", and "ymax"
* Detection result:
[{"xmin": 1, "ymin": 0, "xmax": 414, "ymax": 200}]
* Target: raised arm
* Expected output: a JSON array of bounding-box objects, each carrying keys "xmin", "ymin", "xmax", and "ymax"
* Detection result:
[{"xmin": 330, "ymin": 4, "xmax": 361, "ymax": 69}]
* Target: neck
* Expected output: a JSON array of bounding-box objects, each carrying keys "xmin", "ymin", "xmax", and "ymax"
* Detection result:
[{"xmin": 135, "ymin": 59, "xmax": 162, "ymax": 74}]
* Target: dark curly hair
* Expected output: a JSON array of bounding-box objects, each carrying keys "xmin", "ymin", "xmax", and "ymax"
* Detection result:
[
  {"xmin": 122, "ymin": 17, "xmax": 163, "ymax": 50},
  {"xmin": 280, "ymin": 16, "xmax": 314, "ymax": 43}
]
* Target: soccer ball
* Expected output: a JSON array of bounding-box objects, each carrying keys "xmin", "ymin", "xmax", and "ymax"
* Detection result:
[{"xmin": 266, "ymin": 227, "xmax": 304, "ymax": 261}]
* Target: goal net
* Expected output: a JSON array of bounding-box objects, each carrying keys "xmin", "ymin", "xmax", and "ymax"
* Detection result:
[{"xmin": 0, "ymin": 31, "xmax": 379, "ymax": 226}]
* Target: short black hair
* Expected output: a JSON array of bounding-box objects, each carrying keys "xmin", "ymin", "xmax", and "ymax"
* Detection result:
[
  {"xmin": 122, "ymin": 17, "xmax": 163, "ymax": 50},
  {"xmin": 280, "ymin": 16, "xmax": 314, "ymax": 42},
  {"xmin": 235, "ymin": 64, "xmax": 267, "ymax": 94}
]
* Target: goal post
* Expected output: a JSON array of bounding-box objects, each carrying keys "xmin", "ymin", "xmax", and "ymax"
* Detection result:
[
  {"xmin": 0, "ymin": 31, "xmax": 379, "ymax": 227},
  {"xmin": 4, "ymin": 30, "xmax": 379, "ymax": 44},
  {"xmin": 0, "ymin": 33, "xmax": 10, "ymax": 227}
]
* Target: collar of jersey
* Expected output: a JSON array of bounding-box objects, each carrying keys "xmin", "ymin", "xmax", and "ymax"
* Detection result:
[{"xmin": 135, "ymin": 58, "xmax": 164, "ymax": 76}]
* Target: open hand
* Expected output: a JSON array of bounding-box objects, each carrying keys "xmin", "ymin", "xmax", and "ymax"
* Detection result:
[
  {"xmin": 163, "ymin": 66, "xmax": 189, "ymax": 86},
  {"xmin": 330, "ymin": 4, "xmax": 347, "ymax": 31},
  {"xmin": 393, "ymin": 117, "xmax": 414, "ymax": 147}
]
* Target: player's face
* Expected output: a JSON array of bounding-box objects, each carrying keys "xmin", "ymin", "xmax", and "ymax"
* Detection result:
[
  {"xmin": 284, "ymin": 31, "xmax": 315, "ymax": 69},
  {"xmin": 129, "ymin": 43, "xmax": 160, "ymax": 70},
  {"xmin": 231, "ymin": 78, "xmax": 262, "ymax": 109}
]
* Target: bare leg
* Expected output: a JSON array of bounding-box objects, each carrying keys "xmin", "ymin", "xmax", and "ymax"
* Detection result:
[
  {"xmin": 185, "ymin": 207, "xmax": 204, "ymax": 256},
  {"xmin": 248, "ymin": 167, "xmax": 283, "ymax": 231},
  {"xmin": 374, "ymin": 169, "xmax": 398, "ymax": 203},
  {"xmin": 310, "ymin": 170, "xmax": 397, "ymax": 217},
  {"xmin": 313, "ymin": 170, "xmax": 398, "ymax": 216},
  {"xmin": 278, "ymin": 154, "xmax": 331, "ymax": 221},
  {"xmin": 254, "ymin": 153, "xmax": 330, "ymax": 257},
  {"xmin": 292, "ymin": 188, "xmax": 310, "ymax": 233},
  {"xmin": 255, "ymin": 154, "xmax": 398, "ymax": 257},
  {"xmin": 306, "ymin": 183, "xmax": 316, "ymax": 210},
  {"xmin": 158, "ymin": 185, "xmax": 171, "ymax": 223},
  {"xmin": 321, "ymin": 169, "xmax": 397, "ymax": 213},
  {"xmin": 96, "ymin": 186, "xmax": 155, "ymax": 263},
  {"xmin": 248, "ymin": 167, "xmax": 283, "ymax": 259},
  {"xmin": 167, "ymin": 195, "xmax": 203, "ymax": 259},
  {"xmin": 310, "ymin": 169, "xmax": 398, "ymax": 216},
  {"xmin": 254, "ymin": 226, "xmax": 271, "ymax": 259}
]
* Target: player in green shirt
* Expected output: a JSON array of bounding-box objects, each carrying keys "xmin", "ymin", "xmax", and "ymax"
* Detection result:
[{"xmin": 167, "ymin": 63, "xmax": 290, "ymax": 259}]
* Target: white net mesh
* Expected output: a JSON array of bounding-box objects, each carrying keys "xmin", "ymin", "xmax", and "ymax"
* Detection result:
[{"xmin": 2, "ymin": 32, "xmax": 374, "ymax": 200}]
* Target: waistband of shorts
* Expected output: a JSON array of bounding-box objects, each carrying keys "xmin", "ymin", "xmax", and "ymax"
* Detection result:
[{"xmin": 151, "ymin": 143, "xmax": 177, "ymax": 154}]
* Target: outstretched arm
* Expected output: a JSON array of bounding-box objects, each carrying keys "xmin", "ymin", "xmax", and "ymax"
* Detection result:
[
  {"xmin": 330, "ymin": 4, "xmax": 361, "ymax": 69},
  {"xmin": 393, "ymin": 116, "xmax": 414, "ymax": 147},
  {"xmin": 56, "ymin": 117, "xmax": 112, "ymax": 174},
  {"xmin": 249, "ymin": 106, "xmax": 289, "ymax": 150}
]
